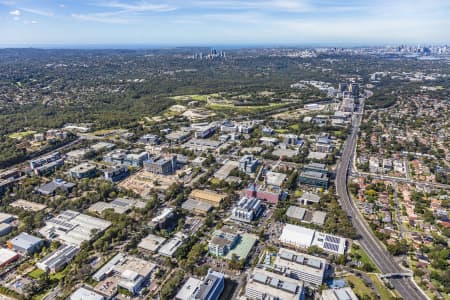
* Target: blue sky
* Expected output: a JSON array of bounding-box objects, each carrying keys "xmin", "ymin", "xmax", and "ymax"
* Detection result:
[{"xmin": 0, "ymin": 0, "xmax": 449, "ymax": 46}]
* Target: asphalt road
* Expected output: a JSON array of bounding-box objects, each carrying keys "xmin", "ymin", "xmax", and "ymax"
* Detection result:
[{"xmin": 335, "ymin": 102, "xmax": 428, "ymax": 300}]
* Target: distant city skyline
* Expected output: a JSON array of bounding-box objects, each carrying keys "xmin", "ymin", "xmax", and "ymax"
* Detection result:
[{"xmin": 1, "ymin": 0, "xmax": 450, "ymax": 47}]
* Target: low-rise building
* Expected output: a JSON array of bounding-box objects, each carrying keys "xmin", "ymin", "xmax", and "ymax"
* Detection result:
[
  {"xmin": 7, "ymin": 232, "xmax": 44, "ymax": 255},
  {"xmin": 138, "ymin": 234, "xmax": 167, "ymax": 253},
  {"xmin": 150, "ymin": 207, "xmax": 176, "ymax": 230},
  {"xmin": 70, "ymin": 163, "xmax": 97, "ymax": 179},
  {"xmin": 321, "ymin": 287, "xmax": 358, "ymax": 300},
  {"xmin": 35, "ymin": 179, "xmax": 76, "ymax": 196},
  {"xmin": 286, "ymin": 206, "xmax": 327, "ymax": 226},
  {"xmin": 299, "ymin": 192, "xmax": 321, "ymax": 205},
  {"xmin": 36, "ymin": 244, "xmax": 80, "ymax": 273},
  {"xmin": 70, "ymin": 287, "xmax": 105, "ymax": 300}
]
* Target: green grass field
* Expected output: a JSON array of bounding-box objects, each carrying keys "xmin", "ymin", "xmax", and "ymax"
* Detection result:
[
  {"xmin": 368, "ymin": 274, "xmax": 400, "ymax": 300},
  {"xmin": 345, "ymin": 275, "xmax": 377, "ymax": 299},
  {"xmin": 8, "ymin": 130, "xmax": 37, "ymax": 139},
  {"xmin": 28, "ymin": 268, "xmax": 45, "ymax": 279},
  {"xmin": 351, "ymin": 244, "xmax": 380, "ymax": 273}
]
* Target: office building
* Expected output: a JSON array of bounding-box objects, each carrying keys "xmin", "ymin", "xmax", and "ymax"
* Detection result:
[
  {"xmin": 104, "ymin": 149, "xmax": 149, "ymax": 167},
  {"xmin": 231, "ymin": 196, "xmax": 262, "ymax": 223},
  {"xmin": 299, "ymin": 171, "xmax": 329, "ymax": 189},
  {"xmin": 239, "ymin": 155, "xmax": 259, "ymax": 174},
  {"xmin": 208, "ymin": 226, "xmax": 238, "ymax": 257},
  {"xmin": 138, "ymin": 134, "xmax": 160, "ymax": 145},
  {"xmin": 144, "ymin": 155, "xmax": 177, "ymax": 175},
  {"xmin": 104, "ymin": 165, "xmax": 129, "ymax": 182},
  {"xmin": 176, "ymin": 269, "xmax": 225, "ymax": 300},
  {"xmin": 245, "ymin": 269, "xmax": 305, "ymax": 300},
  {"xmin": 274, "ymin": 248, "xmax": 327, "ymax": 286},
  {"xmin": 35, "ymin": 178, "xmax": 76, "ymax": 196},
  {"xmin": 70, "ymin": 163, "xmax": 97, "ymax": 179}
]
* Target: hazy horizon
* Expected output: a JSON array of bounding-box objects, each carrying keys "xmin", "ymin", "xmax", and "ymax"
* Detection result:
[{"xmin": 1, "ymin": 0, "xmax": 450, "ymax": 46}]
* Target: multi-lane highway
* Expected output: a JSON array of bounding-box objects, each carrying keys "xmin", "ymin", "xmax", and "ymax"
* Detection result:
[{"xmin": 336, "ymin": 101, "xmax": 428, "ymax": 300}]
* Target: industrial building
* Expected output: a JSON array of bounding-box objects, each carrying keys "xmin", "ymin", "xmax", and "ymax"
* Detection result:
[
  {"xmin": 274, "ymin": 248, "xmax": 328, "ymax": 286},
  {"xmin": 36, "ymin": 244, "xmax": 80, "ymax": 273},
  {"xmin": 0, "ymin": 248, "xmax": 19, "ymax": 268},
  {"xmin": 39, "ymin": 210, "xmax": 111, "ymax": 246},
  {"xmin": 181, "ymin": 199, "xmax": 213, "ymax": 215},
  {"xmin": 189, "ymin": 189, "xmax": 227, "ymax": 207},
  {"xmin": 175, "ymin": 269, "xmax": 225, "ymax": 300},
  {"xmin": 88, "ymin": 198, "xmax": 146, "ymax": 214},
  {"xmin": 245, "ymin": 269, "xmax": 305, "ymax": 300},
  {"xmin": 231, "ymin": 196, "xmax": 262, "ymax": 223},
  {"xmin": 7, "ymin": 232, "xmax": 44, "ymax": 255},
  {"xmin": 286, "ymin": 206, "xmax": 327, "ymax": 226},
  {"xmin": 138, "ymin": 234, "xmax": 167, "ymax": 253},
  {"xmin": 265, "ymin": 171, "xmax": 287, "ymax": 188},
  {"xmin": 183, "ymin": 138, "xmax": 222, "ymax": 152},
  {"xmin": 70, "ymin": 287, "xmax": 105, "ymax": 300},
  {"xmin": 279, "ymin": 224, "xmax": 346, "ymax": 255},
  {"xmin": 70, "ymin": 163, "xmax": 97, "ymax": 179}
]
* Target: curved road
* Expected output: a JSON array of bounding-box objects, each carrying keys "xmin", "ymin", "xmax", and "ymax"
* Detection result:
[{"xmin": 336, "ymin": 101, "xmax": 427, "ymax": 300}]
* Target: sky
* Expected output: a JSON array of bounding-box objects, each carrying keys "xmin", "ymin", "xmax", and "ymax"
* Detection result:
[{"xmin": 0, "ymin": 0, "xmax": 449, "ymax": 47}]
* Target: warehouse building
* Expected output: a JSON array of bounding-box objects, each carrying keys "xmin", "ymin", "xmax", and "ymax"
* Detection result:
[
  {"xmin": 39, "ymin": 210, "xmax": 111, "ymax": 246},
  {"xmin": 0, "ymin": 248, "xmax": 19, "ymax": 268},
  {"xmin": 36, "ymin": 244, "xmax": 80, "ymax": 273},
  {"xmin": 189, "ymin": 189, "xmax": 227, "ymax": 207},
  {"xmin": 321, "ymin": 287, "xmax": 358, "ymax": 300},
  {"xmin": 137, "ymin": 234, "xmax": 167, "ymax": 253},
  {"xmin": 181, "ymin": 199, "xmax": 213, "ymax": 215},
  {"xmin": 70, "ymin": 287, "xmax": 105, "ymax": 300},
  {"xmin": 7, "ymin": 232, "xmax": 44, "ymax": 255},
  {"xmin": 279, "ymin": 224, "xmax": 346, "ymax": 255}
]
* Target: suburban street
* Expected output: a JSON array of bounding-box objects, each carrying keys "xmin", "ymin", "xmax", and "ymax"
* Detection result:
[{"xmin": 335, "ymin": 99, "xmax": 429, "ymax": 300}]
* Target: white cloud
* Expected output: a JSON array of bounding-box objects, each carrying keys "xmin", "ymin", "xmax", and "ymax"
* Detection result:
[
  {"xmin": 71, "ymin": 13, "xmax": 129, "ymax": 24},
  {"xmin": 95, "ymin": 1, "xmax": 177, "ymax": 12},
  {"xmin": 9, "ymin": 9, "xmax": 21, "ymax": 16},
  {"xmin": 19, "ymin": 7, "xmax": 54, "ymax": 17}
]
